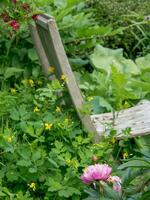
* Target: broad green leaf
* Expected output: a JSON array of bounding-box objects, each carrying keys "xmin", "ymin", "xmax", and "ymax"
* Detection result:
[
  {"xmin": 54, "ymin": 0, "xmax": 67, "ymax": 8},
  {"xmin": 32, "ymin": 66, "xmax": 40, "ymax": 78},
  {"xmin": 76, "ymin": 25, "xmax": 112, "ymax": 38},
  {"xmin": 28, "ymin": 48, "xmax": 38, "ymax": 61},
  {"xmin": 4, "ymin": 67, "xmax": 24, "ymax": 79},
  {"xmin": 90, "ymin": 45, "xmax": 140, "ymax": 75},
  {"xmin": 136, "ymin": 54, "xmax": 150, "ymax": 70},
  {"xmin": 118, "ymin": 159, "xmax": 150, "ymax": 169},
  {"xmin": 17, "ymin": 160, "xmax": 32, "ymax": 167}
]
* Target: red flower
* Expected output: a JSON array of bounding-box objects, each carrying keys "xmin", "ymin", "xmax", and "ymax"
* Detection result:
[
  {"xmin": 9, "ymin": 20, "xmax": 20, "ymax": 30},
  {"xmin": 21, "ymin": 3, "xmax": 30, "ymax": 11},
  {"xmin": 0, "ymin": 12, "xmax": 11, "ymax": 22},
  {"xmin": 11, "ymin": 0, "xmax": 16, "ymax": 4},
  {"xmin": 32, "ymin": 14, "xmax": 40, "ymax": 21}
]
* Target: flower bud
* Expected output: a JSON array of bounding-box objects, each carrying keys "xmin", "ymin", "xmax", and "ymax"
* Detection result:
[{"xmin": 91, "ymin": 155, "xmax": 99, "ymax": 162}]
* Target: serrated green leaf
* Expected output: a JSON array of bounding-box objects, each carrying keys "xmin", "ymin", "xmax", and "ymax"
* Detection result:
[
  {"xmin": 58, "ymin": 187, "xmax": 81, "ymax": 198},
  {"xmin": 9, "ymin": 108, "xmax": 20, "ymax": 121},
  {"xmin": 17, "ymin": 160, "xmax": 32, "ymax": 167},
  {"xmin": 6, "ymin": 170, "xmax": 19, "ymax": 182},
  {"xmin": 29, "ymin": 167, "xmax": 37, "ymax": 173}
]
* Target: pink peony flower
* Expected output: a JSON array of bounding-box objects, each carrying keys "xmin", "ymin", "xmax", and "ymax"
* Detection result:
[
  {"xmin": 108, "ymin": 176, "xmax": 121, "ymax": 183},
  {"xmin": 81, "ymin": 164, "xmax": 112, "ymax": 185},
  {"xmin": 108, "ymin": 176, "xmax": 122, "ymax": 192},
  {"xmin": 9, "ymin": 20, "xmax": 20, "ymax": 30},
  {"xmin": 113, "ymin": 184, "xmax": 121, "ymax": 192}
]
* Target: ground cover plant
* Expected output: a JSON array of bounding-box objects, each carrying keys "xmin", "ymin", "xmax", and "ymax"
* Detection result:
[{"xmin": 0, "ymin": 0, "xmax": 150, "ymax": 199}]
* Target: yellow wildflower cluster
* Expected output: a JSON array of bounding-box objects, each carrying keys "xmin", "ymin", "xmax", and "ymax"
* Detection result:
[
  {"xmin": 5, "ymin": 135, "xmax": 13, "ymax": 143},
  {"xmin": 64, "ymin": 118, "xmax": 69, "ymax": 125},
  {"xmin": 123, "ymin": 152, "xmax": 128, "ymax": 159},
  {"xmin": 60, "ymin": 74, "xmax": 68, "ymax": 83},
  {"xmin": 56, "ymin": 106, "xmax": 61, "ymax": 113},
  {"xmin": 44, "ymin": 123, "xmax": 53, "ymax": 130},
  {"xmin": 33, "ymin": 106, "xmax": 40, "ymax": 113},
  {"xmin": 48, "ymin": 66, "xmax": 55, "ymax": 73},
  {"xmin": 10, "ymin": 88, "xmax": 16, "ymax": 94},
  {"xmin": 37, "ymin": 80, "xmax": 42, "ymax": 86},
  {"xmin": 28, "ymin": 79, "xmax": 34, "ymax": 87},
  {"xmin": 28, "ymin": 182, "xmax": 36, "ymax": 191},
  {"xmin": 111, "ymin": 137, "xmax": 116, "ymax": 144},
  {"xmin": 87, "ymin": 96, "xmax": 94, "ymax": 102}
]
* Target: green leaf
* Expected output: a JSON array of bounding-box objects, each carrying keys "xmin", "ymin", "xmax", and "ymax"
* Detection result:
[
  {"xmin": 103, "ymin": 184, "xmax": 121, "ymax": 200},
  {"xmin": 17, "ymin": 160, "xmax": 32, "ymax": 167},
  {"xmin": 28, "ymin": 48, "xmax": 38, "ymax": 61},
  {"xmin": 29, "ymin": 167, "xmax": 37, "ymax": 173},
  {"xmin": 118, "ymin": 159, "xmax": 150, "ymax": 169},
  {"xmin": 90, "ymin": 45, "xmax": 140, "ymax": 75},
  {"xmin": 9, "ymin": 108, "xmax": 20, "ymax": 121},
  {"xmin": 54, "ymin": 0, "xmax": 67, "ymax": 8},
  {"xmin": 48, "ymin": 179, "xmax": 63, "ymax": 192},
  {"xmin": 76, "ymin": 25, "xmax": 112, "ymax": 38},
  {"xmin": 32, "ymin": 66, "xmax": 40, "ymax": 78},
  {"xmin": 58, "ymin": 187, "xmax": 81, "ymax": 198},
  {"xmin": 4, "ymin": 67, "xmax": 24, "ymax": 79},
  {"xmin": 32, "ymin": 149, "xmax": 41, "ymax": 161},
  {"xmin": 24, "ymin": 124, "xmax": 37, "ymax": 138},
  {"xmin": 47, "ymin": 158, "xmax": 59, "ymax": 168},
  {"xmin": 136, "ymin": 54, "xmax": 150, "ymax": 70},
  {"xmin": 6, "ymin": 170, "xmax": 19, "ymax": 182}
]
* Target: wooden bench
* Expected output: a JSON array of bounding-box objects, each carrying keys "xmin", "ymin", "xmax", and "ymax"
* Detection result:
[{"xmin": 29, "ymin": 14, "xmax": 150, "ymax": 141}]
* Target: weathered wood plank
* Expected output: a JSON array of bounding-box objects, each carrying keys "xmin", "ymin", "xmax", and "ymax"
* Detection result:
[
  {"xmin": 91, "ymin": 100, "xmax": 150, "ymax": 138},
  {"xmin": 34, "ymin": 14, "xmax": 97, "ymax": 136},
  {"xmin": 29, "ymin": 24, "xmax": 50, "ymax": 76}
]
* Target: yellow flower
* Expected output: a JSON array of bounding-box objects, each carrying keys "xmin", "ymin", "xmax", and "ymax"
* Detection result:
[
  {"xmin": 56, "ymin": 106, "xmax": 61, "ymax": 113},
  {"xmin": 10, "ymin": 88, "xmax": 16, "ymax": 94},
  {"xmin": 48, "ymin": 66, "xmax": 55, "ymax": 73},
  {"xmin": 87, "ymin": 96, "xmax": 94, "ymax": 102},
  {"xmin": 111, "ymin": 137, "xmax": 116, "ymax": 144},
  {"xmin": 64, "ymin": 118, "xmax": 69, "ymax": 125},
  {"xmin": 37, "ymin": 80, "xmax": 42, "ymax": 86},
  {"xmin": 6, "ymin": 135, "xmax": 13, "ymax": 143},
  {"xmin": 33, "ymin": 106, "xmax": 40, "ymax": 112},
  {"xmin": 60, "ymin": 74, "xmax": 68, "ymax": 83},
  {"xmin": 123, "ymin": 152, "xmax": 128, "ymax": 159},
  {"xmin": 28, "ymin": 182, "xmax": 36, "ymax": 191},
  {"xmin": 44, "ymin": 123, "xmax": 53, "ymax": 130},
  {"xmin": 28, "ymin": 79, "xmax": 34, "ymax": 87}
]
